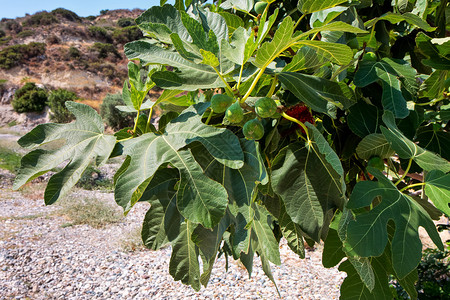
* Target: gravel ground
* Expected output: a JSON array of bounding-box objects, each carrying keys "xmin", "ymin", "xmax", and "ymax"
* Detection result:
[{"xmin": 0, "ymin": 174, "xmax": 345, "ymax": 299}]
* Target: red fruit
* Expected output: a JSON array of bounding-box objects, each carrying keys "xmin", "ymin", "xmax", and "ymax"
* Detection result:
[{"xmin": 285, "ymin": 104, "xmax": 314, "ymax": 134}]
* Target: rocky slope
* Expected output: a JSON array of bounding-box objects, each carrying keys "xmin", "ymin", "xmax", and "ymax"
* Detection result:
[{"xmin": 0, "ymin": 8, "xmax": 144, "ymax": 103}]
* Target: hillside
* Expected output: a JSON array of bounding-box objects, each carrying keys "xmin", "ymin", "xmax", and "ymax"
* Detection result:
[{"xmin": 0, "ymin": 8, "xmax": 144, "ymax": 103}]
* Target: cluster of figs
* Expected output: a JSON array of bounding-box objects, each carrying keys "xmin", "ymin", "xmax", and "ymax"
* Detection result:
[{"xmin": 210, "ymin": 94, "xmax": 278, "ymax": 140}]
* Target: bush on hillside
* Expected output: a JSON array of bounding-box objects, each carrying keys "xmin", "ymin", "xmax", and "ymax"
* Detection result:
[
  {"xmin": 48, "ymin": 89, "xmax": 77, "ymax": 123},
  {"xmin": 89, "ymin": 42, "xmax": 120, "ymax": 59},
  {"xmin": 0, "ymin": 29, "xmax": 5, "ymax": 38},
  {"xmin": 23, "ymin": 11, "xmax": 59, "ymax": 27},
  {"xmin": 112, "ymin": 26, "xmax": 142, "ymax": 45},
  {"xmin": 117, "ymin": 17, "xmax": 135, "ymax": 28},
  {"xmin": 0, "ymin": 36, "xmax": 12, "ymax": 46},
  {"xmin": 12, "ymin": 82, "xmax": 48, "ymax": 113},
  {"xmin": 100, "ymin": 93, "xmax": 134, "ymax": 130},
  {"xmin": 88, "ymin": 26, "xmax": 112, "ymax": 43},
  {"xmin": 17, "ymin": 29, "xmax": 34, "ymax": 38},
  {"xmin": 0, "ymin": 42, "xmax": 46, "ymax": 69},
  {"xmin": 68, "ymin": 46, "xmax": 81, "ymax": 59},
  {"xmin": 5, "ymin": 20, "xmax": 22, "ymax": 33},
  {"xmin": 51, "ymin": 8, "xmax": 82, "ymax": 22}
]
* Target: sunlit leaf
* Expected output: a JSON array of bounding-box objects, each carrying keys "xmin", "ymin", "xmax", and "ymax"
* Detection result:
[{"xmin": 14, "ymin": 102, "xmax": 116, "ymax": 205}]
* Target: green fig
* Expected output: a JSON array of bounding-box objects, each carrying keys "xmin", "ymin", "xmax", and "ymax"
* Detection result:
[
  {"xmin": 225, "ymin": 102, "xmax": 244, "ymax": 123},
  {"xmin": 254, "ymin": 1, "xmax": 268, "ymax": 14},
  {"xmin": 243, "ymin": 118, "xmax": 264, "ymax": 140},
  {"xmin": 211, "ymin": 94, "xmax": 234, "ymax": 113},
  {"xmin": 255, "ymin": 97, "xmax": 277, "ymax": 118}
]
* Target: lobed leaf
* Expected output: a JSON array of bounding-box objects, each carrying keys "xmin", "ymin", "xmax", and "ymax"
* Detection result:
[
  {"xmin": 346, "ymin": 168, "xmax": 444, "ymax": 278},
  {"xmin": 14, "ymin": 102, "xmax": 116, "ymax": 205}
]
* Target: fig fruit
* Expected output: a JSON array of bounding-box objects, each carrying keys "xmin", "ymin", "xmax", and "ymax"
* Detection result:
[
  {"xmin": 254, "ymin": 1, "xmax": 268, "ymax": 14},
  {"xmin": 225, "ymin": 102, "xmax": 244, "ymax": 123},
  {"xmin": 255, "ymin": 97, "xmax": 277, "ymax": 118},
  {"xmin": 243, "ymin": 118, "xmax": 264, "ymax": 140},
  {"xmin": 211, "ymin": 94, "xmax": 234, "ymax": 113}
]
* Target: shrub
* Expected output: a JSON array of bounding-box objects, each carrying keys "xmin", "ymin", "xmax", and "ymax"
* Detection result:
[
  {"xmin": 0, "ymin": 146, "xmax": 22, "ymax": 173},
  {"xmin": 0, "ymin": 29, "xmax": 5, "ymax": 38},
  {"xmin": 89, "ymin": 42, "xmax": 120, "ymax": 59},
  {"xmin": 100, "ymin": 93, "xmax": 134, "ymax": 130},
  {"xmin": 12, "ymin": 82, "xmax": 47, "ymax": 113},
  {"xmin": 88, "ymin": 26, "xmax": 112, "ymax": 43},
  {"xmin": 84, "ymin": 16, "xmax": 96, "ymax": 21},
  {"xmin": 17, "ymin": 29, "xmax": 34, "ymax": 38},
  {"xmin": 23, "ymin": 11, "xmax": 59, "ymax": 27},
  {"xmin": 51, "ymin": 8, "xmax": 81, "ymax": 22},
  {"xmin": 112, "ymin": 25, "xmax": 142, "ymax": 44},
  {"xmin": 391, "ymin": 248, "xmax": 450, "ymax": 299},
  {"xmin": 0, "ymin": 42, "xmax": 46, "ymax": 69},
  {"xmin": 75, "ymin": 165, "xmax": 113, "ymax": 191},
  {"xmin": 48, "ymin": 89, "xmax": 77, "ymax": 123},
  {"xmin": 5, "ymin": 20, "xmax": 22, "ymax": 33},
  {"xmin": 0, "ymin": 36, "xmax": 11, "ymax": 45},
  {"xmin": 67, "ymin": 46, "xmax": 81, "ymax": 59},
  {"xmin": 117, "ymin": 17, "xmax": 135, "ymax": 27},
  {"xmin": 100, "ymin": 9, "xmax": 109, "ymax": 15}
]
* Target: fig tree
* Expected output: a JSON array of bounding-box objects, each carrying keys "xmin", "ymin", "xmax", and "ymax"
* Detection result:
[
  {"xmin": 243, "ymin": 118, "xmax": 264, "ymax": 140},
  {"xmin": 225, "ymin": 102, "xmax": 244, "ymax": 123},
  {"xmin": 210, "ymin": 94, "xmax": 234, "ymax": 113},
  {"xmin": 255, "ymin": 97, "xmax": 277, "ymax": 118}
]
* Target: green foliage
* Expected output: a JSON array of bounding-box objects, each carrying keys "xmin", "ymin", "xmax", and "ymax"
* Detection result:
[
  {"xmin": 4, "ymin": 20, "xmax": 22, "ymax": 33},
  {"xmin": 100, "ymin": 93, "xmax": 135, "ymax": 130},
  {"xmin": 0, "ymin": 42, "xmax": 46, "ymax": 69},
  {"xmin": 75, "ymin": 165, "xmax": 113, "ymax": 190},
  {"xmin": 51, "ymin": 8, "xmax": 81, "ymax": 22},
  {"xmin": 17, "ymin": 29, "xmax": 34, "ymax": 38},
  {"xmin": 47, "ymin": 89, "xmax": 77, "ymax": 123},
  {"xmin": 22, "ymin": 11, "xmax": 59, "ymax": 27},
  {"xmin": 391, "ymin": 248, "xmax": 450, "ymax": 299},
  {"xmin": 88, "ymin": 26, "xmax": 112, "ymax": 43},
  {"xmin": 117, "ymin": 17, "xmax": 136, "ymax": 28},
  {"xmin": 100, "ymin": 9, "xmax": 109, "ymax": 15},
  {"xmin": 67, "ymin": 46, "xmax": 80, "ymax": 59},
  {"xmin": 0, "ymin": 146, "xmax": 22, "ymax": 173},
  {"xmin": 14, "ymin": 0, "xmax": 450, "ymax": 298},
  {"xmin": 89, "ymin": 42, "xmax": 120, "ymax": 59},
  {"xmin": 0, "ymin": 29, "xmax": 5, "ymax": 38},
  {"xmin": 112, "ymin": 26, "xmax": 143, "ymax": 44},
  {"xmin": 12, "ymin": 82, "xmax": 48, "ymax": 113},
  {"xmin": 0, "ymin": 36, "xmax": 12, "ymax": 45}
]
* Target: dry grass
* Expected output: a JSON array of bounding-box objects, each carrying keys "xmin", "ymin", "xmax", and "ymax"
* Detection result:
[
  {"xmin": 19, "ymin": 182, "xmax": 47, "ymax": 200},
  {"xmin": 118, "ymin": 225, "xmax": 145, "ymax": 252},
  {"xmin": 76, "ymin": 99, "xmax": 102, "ymax": 111},
  {"xmin": 56, "ymin": 196, "xmax": 123, "ymax": 228}
]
